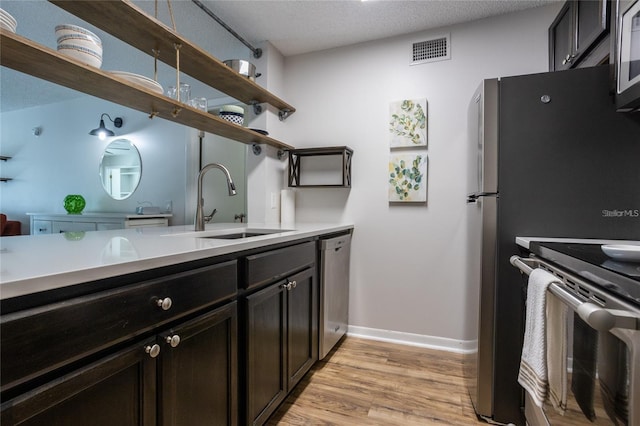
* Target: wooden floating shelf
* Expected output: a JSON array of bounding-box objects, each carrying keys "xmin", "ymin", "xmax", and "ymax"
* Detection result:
[
  {"xmin": 0, "ymin": 156, "xmax": 11, "ymax": 161},
  {"xmin": 49, "ymin": 0, "xmax": 296, "ymax": 116},
  {"xmin": 0, "ymin": 31, "xmax": 293, "ymax": 150},
  {"xmin": 0, "ymin": 178, "xmax": 13, "ymax": 182}
]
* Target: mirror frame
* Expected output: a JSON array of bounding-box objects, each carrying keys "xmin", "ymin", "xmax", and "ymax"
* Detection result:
[{"xmin": 99, "ymin": 138, "xmax": 142, "ymax": 200}]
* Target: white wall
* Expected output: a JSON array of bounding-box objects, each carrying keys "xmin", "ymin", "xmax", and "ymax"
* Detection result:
[
  {"xmin": 246, "ymin": 41, "xmax": 290, "ymax": 224},
  {"xmin": 0, "ymin": 97, "xmax": 190, "ymax": 232},
  {"xmin": 279, "ymin": 4, "xmax": 563, "ymax": 349}
]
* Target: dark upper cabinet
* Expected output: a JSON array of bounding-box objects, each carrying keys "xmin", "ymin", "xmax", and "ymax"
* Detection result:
[{"xmin": 549, "ymin": 0, "xmax": 611, "ymax": 71}]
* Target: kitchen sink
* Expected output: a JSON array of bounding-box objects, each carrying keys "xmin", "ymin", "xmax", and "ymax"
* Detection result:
[
  {"xmin": 200, "ymin": 232, "xmax": 277, "ymax": 239},
  {"xmin": 165, "ymin": 228, "xmax": 295, "ymax": 239}
]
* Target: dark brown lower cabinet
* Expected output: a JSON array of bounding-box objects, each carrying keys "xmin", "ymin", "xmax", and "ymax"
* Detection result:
[
  {"xmin": 1, "ymin": 337, "xmax": 157, "ymax": 426},
  {"xmin": 159, "ymin": 302, "xmax": 238, "ymax": 426},
  {"xmin": 244, "ymin": 267, "xmax": 317, "ymax": 426},
  {"xmin": 1, "ymin": 302, "xmax": 238, "ymax": 426}
]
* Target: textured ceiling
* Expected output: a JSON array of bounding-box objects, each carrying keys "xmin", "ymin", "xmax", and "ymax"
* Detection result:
[
  {"xmin": 0, "ymin": 0, "xmax": 559, "ymax": 112},
  {"xmin": 197, "ymin": 0, "xmax": 559, "ymax": 56}
]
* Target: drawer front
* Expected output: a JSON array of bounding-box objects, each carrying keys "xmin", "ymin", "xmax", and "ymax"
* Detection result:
[
  {"xmin": 31, "ymin": 220, "xmax": 52, "ymax": 235},
  {"xmin": 1, "ymin": 260, "xmax": 237, "ymax": 394},
  {"xmin": 52, "ymin": 221, "xmax": 97, "ymax": 233},
  {"xmin": 244, "ymin": 241, "xmax": 316, "ymax": 290}
]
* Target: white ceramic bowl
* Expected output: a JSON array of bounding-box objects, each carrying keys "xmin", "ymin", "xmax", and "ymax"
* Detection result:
[
  {"xmin": 55, "ymin": 24, "xmax": 101, "ymax": 44},
  {"xmin": 601, "ymin": 244, "xmax": 640, "ymax": 262},
  {"xmin": 0, "ymin": 18, "xmax": 16, "ymax": 33},
  {"xmin": 219, "ymin": 111, "xmax": 244, "ymax": 126},
  {"xmin": 0, "ymin": 9, "xmax": 17, "ymax": 28},
  {"xmin": 57, "ymin": 33, "xmax": 102, "ymax": 47},
  {"xmin": 57, "ymin": 36, "xmax": 102, "ymax": 56},
  {"xmin": 219, "ymin": 105, "xmax": 244, "ymax": 114},
  {"xmin": 57, "ymin": 44, "xmax": 103, "ymax": 68},
  {"xmin": 0, "ymin": 9, "xmax": 17, "ymax": 33}
]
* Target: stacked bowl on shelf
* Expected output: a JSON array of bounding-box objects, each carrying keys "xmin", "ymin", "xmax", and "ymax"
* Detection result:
[
  {"xmin": 219, "ymin": 105, "xmax": 245, "ymax": 126},
  {"xmin": 0, "ymin": 9, "xmax": 17, "ymax": 33},
  {"xmin": 55, "ymin": 24, "xmax": 102, "ymax": 68}
]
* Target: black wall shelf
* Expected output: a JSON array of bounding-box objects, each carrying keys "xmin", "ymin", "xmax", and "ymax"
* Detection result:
[{"xmin": 288, "ymin": 146, "xmax": 353, "ymax": 188}]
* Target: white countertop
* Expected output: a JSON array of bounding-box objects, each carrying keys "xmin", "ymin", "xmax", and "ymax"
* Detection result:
[{"xmin": 0, "ymin": 222, "xmax": 353, "ymax": 300}]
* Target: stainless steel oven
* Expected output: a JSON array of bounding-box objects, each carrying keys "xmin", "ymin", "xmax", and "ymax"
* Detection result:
[{"xmin": 511, "ymin": 242, "xmax": 640, "ymax": 425}]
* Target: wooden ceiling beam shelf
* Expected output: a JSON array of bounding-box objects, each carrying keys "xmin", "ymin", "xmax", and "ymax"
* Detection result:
[
  {"xmin": 0, "ymin": 31, "xmax": 293, "ymax": 150},
  {"xmin": 49, "ymin": 0, "xmax": 296, "ymax": 117}
]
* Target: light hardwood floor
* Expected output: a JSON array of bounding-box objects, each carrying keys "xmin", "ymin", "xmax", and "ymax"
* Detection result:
[{"xmin": 267, "ymin": 336, "xmax": 486, "ymax": 425}]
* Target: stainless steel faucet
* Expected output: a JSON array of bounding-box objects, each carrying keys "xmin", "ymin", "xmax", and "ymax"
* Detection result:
[{"xmin": 195, "ymin": 163, "xmax": 237, "ymax": 231}]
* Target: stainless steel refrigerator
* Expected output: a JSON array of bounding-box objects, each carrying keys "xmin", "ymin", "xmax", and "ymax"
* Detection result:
[{"xmin": 463, "ymin": 65, "xmax": 640, "ymax": 425}]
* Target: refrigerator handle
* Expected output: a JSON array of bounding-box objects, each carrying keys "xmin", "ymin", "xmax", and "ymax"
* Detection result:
[{"xmin": 467, "ymin": 192, "xmax": 499, "ymax": 203}]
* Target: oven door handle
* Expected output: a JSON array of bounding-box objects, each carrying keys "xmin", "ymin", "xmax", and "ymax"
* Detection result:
[
  {"xmin": 510, "ymin": 255, "xmax": 640, "ymax": 332},
  {"xmin": 552, "ymin": 285, "xmax": 639, "ymax": 331}
]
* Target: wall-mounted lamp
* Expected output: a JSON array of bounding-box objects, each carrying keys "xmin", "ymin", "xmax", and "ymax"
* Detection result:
[{"xmin": 89, "ymin": 113, "xmax": 123, "ymax": 140}]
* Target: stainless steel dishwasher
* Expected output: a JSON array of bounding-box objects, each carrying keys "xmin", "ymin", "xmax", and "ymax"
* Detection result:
[{"xmin": 319, "ymin": 233, "xmax": 352, "ymax": 359}]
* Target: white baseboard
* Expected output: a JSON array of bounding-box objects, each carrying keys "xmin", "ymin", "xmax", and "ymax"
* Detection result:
[{"xmin": 347, "ymin": 325, "xmax": 476, "ymax": 354}]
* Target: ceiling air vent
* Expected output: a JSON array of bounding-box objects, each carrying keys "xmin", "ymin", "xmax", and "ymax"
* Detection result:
[{"xmin": 411, "ymin": 34, "xmax": 451, "ymax": 65}]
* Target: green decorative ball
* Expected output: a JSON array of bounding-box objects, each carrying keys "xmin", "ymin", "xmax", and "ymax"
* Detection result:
[{"xmin": 63, "ymin": 194, "xmax": 86, "ymax": 214}]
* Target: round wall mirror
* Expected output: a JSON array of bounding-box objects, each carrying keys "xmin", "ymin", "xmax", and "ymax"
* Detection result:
[{"xmin": 99, "ymin": 139, "xmax": 142, "ymax": 200}]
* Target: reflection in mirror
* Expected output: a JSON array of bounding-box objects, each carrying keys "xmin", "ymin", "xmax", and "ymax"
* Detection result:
[{"xmin": 99, "ymin": 139, "xmax": 142, "ymax": 200}]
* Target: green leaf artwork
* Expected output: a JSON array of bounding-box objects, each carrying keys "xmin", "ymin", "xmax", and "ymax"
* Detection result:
[
  {"xmin": 389, "ymin": 98, "xmax": 427, "ymax": 148},
  {"xmin": 388, "ymin": 154, "xmax": 427, "ymax": 202}
]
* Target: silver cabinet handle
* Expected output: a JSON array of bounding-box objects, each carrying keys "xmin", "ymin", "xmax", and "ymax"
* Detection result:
[
  {"xmin": 145, "ymin": 344, "xmax": 161, "ymax": 358},
  {"xmin": 156, "ymin": 297, "xmax": 173, "ymax": 310},
  {"xmin": 165, "ymin": 335, "xmax": 181, "ymax": 348},
  {"xmin": 281, "ymin": 283, "xmax": 292, "ymax": 290},
  {"xmin": 280, "ymin": 281, "xmax": 297, "ymax": 291}
]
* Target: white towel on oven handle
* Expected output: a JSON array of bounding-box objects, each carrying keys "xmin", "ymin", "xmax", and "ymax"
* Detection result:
[
  {"xmin": 546, "ymin": 291, "xmax": 568, "ymax": 414},
  {"xmin": 518, "ymin": 268, "xmax": 565, "ymax": 408}
]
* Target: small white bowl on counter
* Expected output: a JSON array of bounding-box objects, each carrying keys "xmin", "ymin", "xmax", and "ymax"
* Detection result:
[{"xmin": 601, "ymin": 244, "xmax": 640, "ymax": 262}]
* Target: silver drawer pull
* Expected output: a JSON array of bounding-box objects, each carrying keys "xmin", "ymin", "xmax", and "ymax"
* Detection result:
[
  {"xmin": 156, "ymin": 297, "xmax": 173, "ymax": 310},
  {"xmin": 165, "ymin": 335, "xmax": 181, "ymax": 348},
  {"xmin": 281, "ymin": 281, "xmax": 297, "ymax": 291},
  {"xmin": 144, "ymin": 344, "xmax": 161, "ymax": 358}
]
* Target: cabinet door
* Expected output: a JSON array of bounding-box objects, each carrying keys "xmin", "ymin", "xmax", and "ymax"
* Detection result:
[
  {"xmin": 244, "ymin": 282, "xmax": 287, "ymax": 426},
  {"xmin": 158, "ymin": 302, "xmax": 238, "ymax": 426},
  {"xmin": 286, "ymin": 267, "xmax": 317, "ymax": 390},
  {"xmin": 549, "ymin": 1, "xmax": 575, "ymax": 71},
  {"xmin": 0, "ymin": 338, "xmax": 157, "ymax": 426},
  {"xmin": 575, "ymin": 0, "xmax": 609, "ymax": 58}
]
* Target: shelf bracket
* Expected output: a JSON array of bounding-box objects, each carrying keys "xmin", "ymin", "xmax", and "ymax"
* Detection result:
[
  {"xmin": 249, "ymin": 101, "xmax": 263, "ymax": 115},
  {"xmin": 278, "ymin": 109, "xmax": 291, "ymax": 121},
  {"xmin": 252, "ymin": 144, "xmax": 262, "ymax": 156}
]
